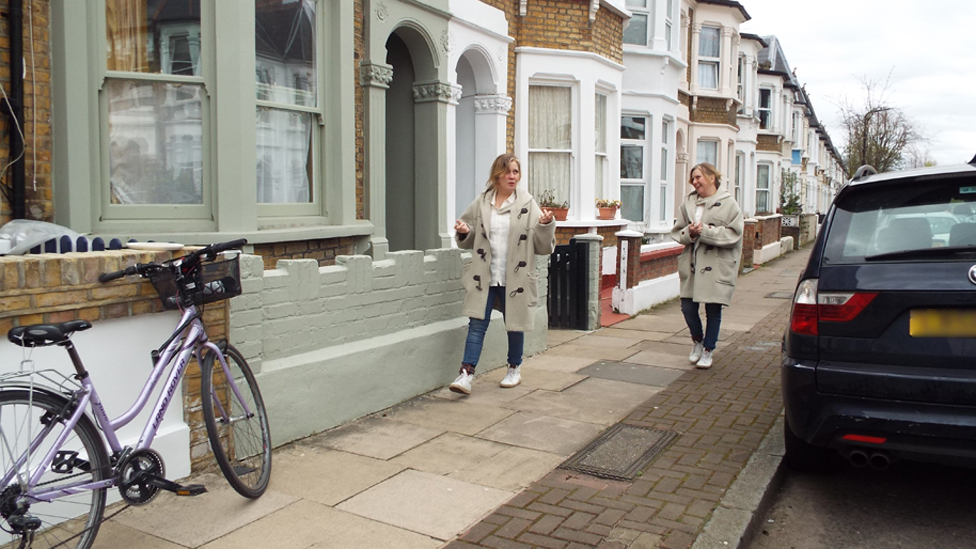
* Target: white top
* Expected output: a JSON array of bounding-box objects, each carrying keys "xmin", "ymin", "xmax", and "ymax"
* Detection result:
[
  {"xmin": 489, "ymin": 191, "xmax": 515, "ymax": 286},
  {"xmin": 694, "ymin": 204, "xmax": 705, "ymax": 223}
]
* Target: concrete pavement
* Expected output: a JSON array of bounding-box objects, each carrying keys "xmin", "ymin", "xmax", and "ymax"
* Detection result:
[{"xmin": 92, "ymin": 248, "xmax": 809, "ymax": 549}]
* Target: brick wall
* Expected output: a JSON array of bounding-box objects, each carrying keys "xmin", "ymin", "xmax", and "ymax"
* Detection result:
[
  {"xmin": 616, "ymin": 244, "xmax": 681, "ymax": 290},
  {"xmin": 756, "ymin": 134, "xmax": 780, "ymax": 153},
  {"xmin": 690, "ymin": 96, "xmax": 737, "ymax": 127},
  {"xmin": 741, "ymin": 219, "xmax": 756, "ymax": 268},
  {"xmin": 354, "ymin": 0, "xmax": 366, "ymax": 220},
  {"xmin": 754, "ymin": 216, "xmax": 782, "ymax": 249},
  {"xmin": 252, "ymin": 237, "xmax": 358, "ymax": 270},
  {"xmin": 0, "ymin": 0, "xmax": 54, "ymax": 223},
  {"xmin": 0, "ymin": 249, "xmax": 227, "ymax": 473}
]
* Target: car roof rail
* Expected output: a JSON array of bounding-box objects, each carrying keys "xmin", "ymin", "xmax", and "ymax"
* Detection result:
[{"xmin": 851, "ymin": 165, "xmax": 878, "ymax": 181}]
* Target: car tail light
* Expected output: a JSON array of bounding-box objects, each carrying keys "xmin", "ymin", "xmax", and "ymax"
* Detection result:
[{"xmin": 789, "ymin": 279, "xmax": 878, "ymax": 336}]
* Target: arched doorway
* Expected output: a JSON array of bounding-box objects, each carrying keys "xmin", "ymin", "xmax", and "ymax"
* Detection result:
[{"xmin": 384, "ymin": 26, "xmax": 439, "ymax": 252}]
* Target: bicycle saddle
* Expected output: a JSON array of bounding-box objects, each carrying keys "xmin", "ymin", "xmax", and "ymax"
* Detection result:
[{"xmin": 8, "ymin": 320, "xmax": 93, "ymax": 347}]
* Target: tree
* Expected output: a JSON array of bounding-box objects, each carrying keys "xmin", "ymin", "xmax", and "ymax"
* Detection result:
[
  {"xmin": 838, "ymin": 75, "xmax": 924, "ymax": 176},
  {"xmin": 780, "ymin": 169, "xmax": 803, "ymax": 216}
]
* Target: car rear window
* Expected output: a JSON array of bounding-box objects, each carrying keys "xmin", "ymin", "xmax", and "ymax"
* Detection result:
[{"xmin": 822, "ymin": 174, "xmax": 976, "ymax": 265}]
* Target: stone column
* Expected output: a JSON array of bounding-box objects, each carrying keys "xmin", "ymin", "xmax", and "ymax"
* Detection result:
[
  {"xmin": 361, "ymin": 61, "xmax": 393, "ymax": 259},
  {"xmin": 413, "ymin": 80, "xmax": 462, "ymax": 250},
  {"xmin": 474, "ymin": 94, "xmax": 512, "ymax": 190},
  {"xmin": 690, "ymin": 23, "xmax": 701, "ymax": 94},
  {"xmin": 573, "ymin": 233, "xmax": 604, "ymax": 331}
]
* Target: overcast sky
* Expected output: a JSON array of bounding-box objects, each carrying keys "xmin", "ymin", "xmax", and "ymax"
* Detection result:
[{"xmin": 738, "ymin": 0, "xmax": 976, "ymax": 168}]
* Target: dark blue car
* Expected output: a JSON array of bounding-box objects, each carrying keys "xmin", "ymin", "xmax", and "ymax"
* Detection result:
[{"xmin": 783, "ymin": 158, "xmax": 976, "ymax": 471}]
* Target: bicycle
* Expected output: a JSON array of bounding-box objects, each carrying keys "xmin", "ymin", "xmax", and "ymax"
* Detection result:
[{"xmin": 0, "ymin": 239, "xmax": 272, "ymax": 549}]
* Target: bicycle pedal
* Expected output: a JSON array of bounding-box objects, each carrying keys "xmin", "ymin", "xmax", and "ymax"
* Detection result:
[{"xmin": 176, "ymin": 484, "xmax": 207, "ymax": 497}]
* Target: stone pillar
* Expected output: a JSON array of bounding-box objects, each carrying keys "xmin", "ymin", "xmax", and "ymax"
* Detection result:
[
  {"xmin": 361, "ymin": 61, "xmax": 393, "ymax": 260},
  {"xmin": 413, "ymin": 80, "xmax": 461, "ymax": 250},
  {"xmin": 690, "ymin": 23, "xmax": 701, "ymax": 94},
  {"xmin": 615, "ymin": 230, "xmax": 643, "ymax": 290},
  {"xmin": 720, "ymin": 27, "xmax": 734, "ymax": 95},
  {"xmin": 573, "ymin": 233, "xmax": 604, "ymax": 331},
  {"xmin": 741, "ymin": 219, "xmax": 756, "ymax": 272}
]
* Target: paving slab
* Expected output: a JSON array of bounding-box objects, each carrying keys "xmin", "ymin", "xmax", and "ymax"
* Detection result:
[
  {"xmin": 546, "ymin": 329, "xmax": 587, "ymax": 347},
  {"xmin": 623, "ymin": 349, "xmax": 696, "ymax": 370},
  {"xmin": 447, "ymin": 445, "xmax": 565, "ymax": 492},
  {"xmin": 519, "ymin": 352, "xmax": 599, "ymax": 373},
  {"xmin": 381, "ymin": 396, "xmax": 515, "ymax": 436},
  {"xmin": 613, "ymin": 313, "xmax": 686, "ymax": 333},
  {"xmin": 389, "ymin": 432, "xmax": 508, "ymax": 475},
  {"xmin": 112, "ymin": 473, "xmax": 298, "ymax": 548},
  {"xmin": 543, "ymin": 342, "xmax": 641, "ymax": 362},
  {"xmin": 504, "ymin": 377, "xmax": 661, "ymax": 426},
  {"xmin": 480, "ymin": 365, "xmax": 587, "ymax": 392},
  {"xmin": 599, "ymin": 327, "xmax": 675, "ymax": 342},
  {"xmin": 200, "ymin": 499, "xmax": 440, "ymax": 549},
  {"xmin": 336, "ymin": 470, "xmax": 513, "ymax": 540},
  {"xmin": 475, "ymin": 411, "xmax": 607, "ymax": 456},
  {"xmin": 569, "ymin": 334, "xmax": 643, "ymax": 349},
  {"xmin": 578, "ymin": 360, "xmax": 686, "ymax": 387},
  {"xmin": 316, "ymin": 416, "xmax": 444, "ymax": 460},
  {"xmin": 269, "ymin": 446, "xmax": 405, "ymax": 506},
  {"xmin": 93, "ymin": 520, "xmax": 185, "ymax": 549}
]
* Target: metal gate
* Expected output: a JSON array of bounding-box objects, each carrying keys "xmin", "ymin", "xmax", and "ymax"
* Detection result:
[{"xmin": 548, "ymin": 238, "xmax": 589, "ymax": 329}]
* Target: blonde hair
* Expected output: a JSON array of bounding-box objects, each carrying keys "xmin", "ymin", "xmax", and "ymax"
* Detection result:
[
  {"xmin": 486, "ymin": 154, "xmax": 521, "ymax": 190},
  {"xmin": 690, "ymin": 162, "xmax": 722, "ymax": 189}
]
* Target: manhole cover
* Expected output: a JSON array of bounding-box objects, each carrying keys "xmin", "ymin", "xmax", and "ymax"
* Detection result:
[
  {"xmin": 559, "ymin": 424, "xmax": 678, "ymax": 481},
  {"xmin": 765, "ymin": 292, "xmax": 793, "ymax": 299}
]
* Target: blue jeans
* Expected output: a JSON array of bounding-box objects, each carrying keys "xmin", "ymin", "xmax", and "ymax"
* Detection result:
[
  {"xmin": 680, "ymin": 298, "xmax": 723, "ymax": 351},
  {"xmin": 462, "ymin": 286, "xmax": 524, "ymax": 371}
]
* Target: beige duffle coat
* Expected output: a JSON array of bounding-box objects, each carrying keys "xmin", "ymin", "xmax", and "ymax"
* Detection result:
[
  {"xmin": 670, "ymin": 189, "xmax": 744, "ymax": 306},
  {"xmin": 455, "ymin": 190, "xmax": 557, "ymax": 332}
]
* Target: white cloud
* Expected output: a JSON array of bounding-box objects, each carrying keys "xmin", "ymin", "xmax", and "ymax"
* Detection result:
[{"xmin": 740, "ymin": 0, "xmax": 976, "ymax": 167}]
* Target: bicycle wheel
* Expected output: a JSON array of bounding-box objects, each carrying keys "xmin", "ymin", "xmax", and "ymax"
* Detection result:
[
  {"xmin": 201, "ymin": 344, "xmax": 272, "ymax": 498},
  {"xmin": 0, "ymin": 390, "xmax": 109, "ymax": 549}
]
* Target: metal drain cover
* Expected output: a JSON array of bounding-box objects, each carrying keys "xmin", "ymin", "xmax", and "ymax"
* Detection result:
[{"xmin": 559, "ymin": 424, "xmax": 678, "ymax": 481}]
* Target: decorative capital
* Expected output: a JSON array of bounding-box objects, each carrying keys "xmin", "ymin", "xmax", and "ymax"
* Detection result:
[
  {"xmin": 474, "ymin": 95, "xmax": 512, "ymax": 114},
  {"xmin": 440, "ymin": 30, "xmax": 453, "ymax": 54},
  {"xmin": 361, "ymin": 62, "xmax": 393, "ymax": 88},
  {"xmin": 692, "ymin": 23, "xmax": 701, "ymax": 34},
  {"xmin": 375, "ymin": 2, "xmax": 389, "ymax": 21},
  {"xmin": 413, "ymin": 81, "xmax": 462, "ymax": 104}
]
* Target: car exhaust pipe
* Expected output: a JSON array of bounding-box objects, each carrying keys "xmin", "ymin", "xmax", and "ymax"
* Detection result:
[
  {"xmin": 869, "ymin": 452, "xmax": 890, "ymax": 470},
  {"xmin": 848, "ymin": 449, "xmax": 869, "ymax": 468}
]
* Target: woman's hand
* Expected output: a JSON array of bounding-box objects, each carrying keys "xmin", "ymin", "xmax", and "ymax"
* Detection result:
[
  {"xmin": 455, "ymin": 220, "xmax": 470, "ymax": 234},
  {"xmin": 689, "ymin": 221, "xmax": 704, "ymax": 239},
  {"xmin": 539, "ymin": 208, "xmax": 554, "ymax": 225}
]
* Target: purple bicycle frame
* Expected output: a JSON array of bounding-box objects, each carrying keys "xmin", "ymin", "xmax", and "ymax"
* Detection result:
[{"xmin": 4, "ymin": 304, "xmax": 249, "ymax": 502}]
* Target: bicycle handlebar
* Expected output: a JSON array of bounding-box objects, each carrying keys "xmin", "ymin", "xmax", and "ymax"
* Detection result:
[{"xmin": 97, "ymin": 238, "xmax": 248, "ymax": 283}]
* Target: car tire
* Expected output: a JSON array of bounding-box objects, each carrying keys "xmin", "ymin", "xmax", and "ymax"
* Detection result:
[{"xmin": 783, "ymin": 417, "xmax": 832, "ymax": 473}]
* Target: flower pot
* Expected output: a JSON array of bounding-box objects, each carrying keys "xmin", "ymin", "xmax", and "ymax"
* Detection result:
[
  {"xmin": 551, "ymin": 207, "xmax": 569, "ymax": 221},
  {"xmin": 597, "ymin": 207, "xmax": 618, "ymax": 220}
]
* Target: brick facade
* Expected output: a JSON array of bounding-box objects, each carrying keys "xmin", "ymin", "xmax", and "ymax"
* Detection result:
[
  {"xmin": 756, "ymin": 134, "xmax": 780, "ymax": 153},
  {"xmin": 754, "ymin": 216, "xmax": 782, "ymax": 250},
  {"xmin": 0, "ymin": 249, "xmax": 227, "ymax": 472},
  {"xmin": 689, "ymin": 96, "xmax": 738, "ymax": 128},
  {"xmin": 0, "ymin": 0, "xmax": 54, "ymax": 224},
  {"xmin": 252, "ymin": 237, "xmax": 358, "ymax": 270},
  {"xmin": 741, "ymin": 219, "xmax": 756, "ymax": 268}
]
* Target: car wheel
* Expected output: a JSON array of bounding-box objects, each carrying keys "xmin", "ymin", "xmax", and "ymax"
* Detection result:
[{"xmin": 783, "ymin": 417, "xmax": 832, "ymax": 473}]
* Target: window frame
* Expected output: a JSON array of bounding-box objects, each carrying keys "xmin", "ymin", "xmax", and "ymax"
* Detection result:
[
  {"xmin": 696, "ymin": 139, "xmax": 718, "ymax": 167},
  {"xmin": 659, "ymin": 118, "xmax": 671, "ymax": 224},
  {"xmin": 623, "ymin": 0, "xmax": 650, "ymax": 46},
  {"xmin": 758, "ymin": 87, "xmax": 773, "ymax": 130},
  {"xmin": 527, "ymin": 82, "xmax": 576, "ymax": 208},
  {"xmin": 697, "ymin": 25, "xmax": 721, "ymax": 90},
  {"xmin": 756, "ymin": 163, "xmax": 772, "ymax": 214},
  {"xmin": 620, "ymin": 113, "xmax": 649, "ymax": 223}
]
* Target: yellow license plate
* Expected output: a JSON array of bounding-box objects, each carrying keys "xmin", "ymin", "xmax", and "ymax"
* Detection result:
[{"xmin": 910, "ymin": 309, "xmax": 976, "ymax": 338}]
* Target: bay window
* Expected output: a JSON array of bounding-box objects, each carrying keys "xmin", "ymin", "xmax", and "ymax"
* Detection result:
[
  {"xmin": 528, "ymin": 85, "xmax": 572, "ymax": 205},
  {"xmin": 620, "ymin": 115, "xmax": 647, "ymax": 222},
  {"xmin": 697, "ymin": 139, "xmax": 718, "ymax": 167},
  {"xmin": 698, "ymin": 26, "xmax": 720, "ymax": 90},
  {"xmin": 758, "ymin": 88, "xmax": 772, "ymax": 130},
  {"xmin": 623, "ymin": 0, "xmax": 649, "ymax": 46},
  {"xmin": 757, "ymin": 163, "xmax": 771, "ymax": 214},
  {"xmin": 595, "ymin": 94, "xmax": 608, "ymax": 200}
]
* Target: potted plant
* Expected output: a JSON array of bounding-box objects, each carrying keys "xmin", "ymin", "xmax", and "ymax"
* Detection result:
[
  {"xmin": 538, "ymin": 189, "xmax": 570, "ymax": 221},
  {"xmin": 595, "ymin": 198, "xmax": 621, "ymax": 220},
  {"xmin": 780, "ymin": 169, "xmax": 803, "ymax": 227}
]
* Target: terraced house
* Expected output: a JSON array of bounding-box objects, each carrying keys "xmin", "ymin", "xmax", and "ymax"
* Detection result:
[{"xmin": 0, "ymin": 0, "xmax": 841, "ymax": 468}]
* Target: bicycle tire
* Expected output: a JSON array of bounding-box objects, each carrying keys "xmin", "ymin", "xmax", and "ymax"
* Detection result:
[
  {"xmin": 201, "ymin": 344, "xmax": 272, "ymax": 498},
  {"xmin": 0, "ymin": 390, "xmax": 109, "ymax": 549}
]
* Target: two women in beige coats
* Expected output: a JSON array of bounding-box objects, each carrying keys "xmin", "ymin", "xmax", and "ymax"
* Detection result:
[
  {"xmin": 450, "ymin": 154, "xmax": 557, "ymax": 395},
  {"xmin": 671, "ymin": 163, "xmax": 744, "ymax": 369}
]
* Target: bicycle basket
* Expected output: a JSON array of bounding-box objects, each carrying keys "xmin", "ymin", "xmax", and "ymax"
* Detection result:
[{"xmin": 150, "ymin": 254, "xmax": 242, "ymax": 310}]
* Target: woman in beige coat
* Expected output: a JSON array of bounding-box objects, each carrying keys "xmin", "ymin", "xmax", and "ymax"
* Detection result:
[
  {"xmin": 450, "ymin": 154, "xmax": 557, "ymax": 395},
  {"xmin": 670, "ymin": 163, "xmax": 744, "ymax": 369}
]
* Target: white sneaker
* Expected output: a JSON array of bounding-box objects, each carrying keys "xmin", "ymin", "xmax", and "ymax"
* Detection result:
[
  {"xmin": 500, "ymin": 366, "xmax": 521, "ymax": 388},
  {"xmin": 696, "ymin": 348, "xmax": 713, "ymax": 369},
  {"xmin": 449, "ymin": 372, "xmax": 474, "ymax": 394},
  {"xmin": 689, "ymin": 341, "xmax": 704, "ymax": 363}
]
